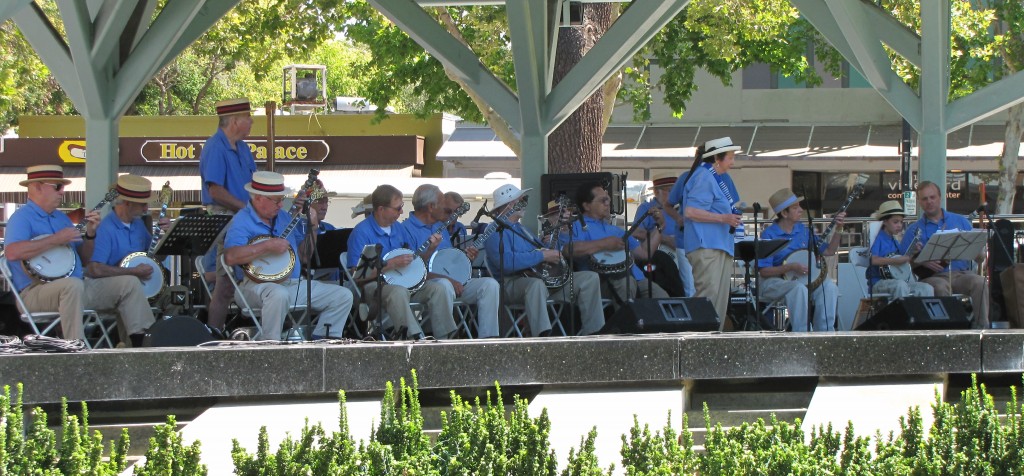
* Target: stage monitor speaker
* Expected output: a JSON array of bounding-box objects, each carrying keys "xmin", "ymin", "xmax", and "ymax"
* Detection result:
[
  {"xmin": 604, "ymin": 298, "xmax": 719, "ymax": 334},
  {"xmin": 540, "ymin": 172, "xmax": 622, "ymax": 215},
  {"xmin": 143, "ymin": 316, "xmax": 215, "ymax": 347},
  {"xmin": 854, "ymin": 296, "xmax": 971, "ymax": 330}
]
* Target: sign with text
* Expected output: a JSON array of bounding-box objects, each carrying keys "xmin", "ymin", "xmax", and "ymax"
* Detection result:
[{"xmin": 138, "ymin": 139, "xmax": 329, "ymax": 163}]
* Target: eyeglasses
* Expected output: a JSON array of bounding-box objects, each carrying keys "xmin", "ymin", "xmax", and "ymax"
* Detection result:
[
  {"xmin": 44, "ymin": 182, "xmax": 64, "ymax": 192},
  {"xmin": 260, "ymin": 195, "xmax": 285, "ymax": 204},
  {"xmin": 383, "ymin": 203, "xmax": 404, "ymax": 212}
]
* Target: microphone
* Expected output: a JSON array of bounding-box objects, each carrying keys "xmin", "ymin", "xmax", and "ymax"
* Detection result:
[
  {"xmin": 752, "ymin": 202, "xmax": 762, "ymax": 213},
  {"xmin": 576, "ymin": 212, "xmax": 588, "ymax": 231},
  {"xmin": 975, "ymin": 202, "xmax": 988, "ymax": 214},
  {"xmin": 469, "ymin": 199, "xmax": 489, "ymax": 228}
]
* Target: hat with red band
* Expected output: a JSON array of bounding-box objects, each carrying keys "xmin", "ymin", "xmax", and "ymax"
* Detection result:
[
  {"xmin": 215, "ymin": 98, "xmax": 251, "ymax": 116},
  {"xmin": 651, "ymin": 171, "xmax": 677, "ymax": 188},
  {"xmin": 115, "ymin": 174, "xmax": 153, "ymax": 203},
  {"xmin": 20, "ymin": 165, "xmax": 73, "ymax": 186},
  {"xmin": 244, "ymin": 171, "xmax": 289, "ymax": 196}
]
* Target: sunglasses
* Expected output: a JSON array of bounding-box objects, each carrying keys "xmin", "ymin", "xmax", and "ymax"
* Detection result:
[{"xmin": 45, "ymin": 182, "xmax": 64, "ymax": 192}]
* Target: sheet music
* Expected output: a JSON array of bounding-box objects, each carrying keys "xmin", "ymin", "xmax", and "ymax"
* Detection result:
[{"xmin": 916, "ymin": 230, "xmax": 988, "ymax": 263}]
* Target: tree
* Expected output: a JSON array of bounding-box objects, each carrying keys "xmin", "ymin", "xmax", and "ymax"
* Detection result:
[
  {"xmin": 0, "ymin": 17, "xmax": 75, "ymax": 133},
  {"xmin": 339, "ymin": 1, "xmax": 823, "ymax": 174}
]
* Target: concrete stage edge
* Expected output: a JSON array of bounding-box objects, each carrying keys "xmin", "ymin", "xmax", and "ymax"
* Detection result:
[{"xmin": 2, "ymin": 330, "xmax": 1022, "ymax": 405}]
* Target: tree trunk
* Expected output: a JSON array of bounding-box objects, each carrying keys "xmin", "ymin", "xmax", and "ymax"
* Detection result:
[
  {"xmin": 547, "ymin": 4, "xmax": 614, "ymax": 174},
  {"xmin": 997, "ymin": 103, "xmax": 1023, "ymax": 214}
]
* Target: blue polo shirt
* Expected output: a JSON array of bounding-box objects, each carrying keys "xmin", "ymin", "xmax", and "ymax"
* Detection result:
[
  {"xmin": 5, "ymin": 200, "xmax": 84, "ymax": 291},
  {"xmin": 345, "ymin": 215, "xmax": 414, "ymax": 269},
  {"xmin": 867, "ymin": 230, "xmax": 903, "ymax": 285},
  {"xmin": 484, "ymin": 222, "xmax": 544, "ymax": 279},
  {"xmin": 90, "ymin": 212, "xmax": 151, "ymax": 266},
  {"xmin": 199, "ymin": 128, "xmax": 257, "ymax": 206},
  {"xmin": 680, "ymin": 166, "xmax": 737, "ymax": 256},
  {"xmin": 901, "ymin": 210, "xmax": 974, "ymax": 273},
  {"xmin": 224, "ymin": 204, "xmax": 304, "ymax": 280},
  {"xmin": 403, "ymin": 213, "xmax": 453, "ymax": 256},
  {"xmin": 561, "ymin": 215, "xmax": 644, "ymax": 281},
  {"xmin": 757, "ymin": 221, "xmax": 828, "ymax": 269},
  {"xmin": 634, "ymin": 199, "xmax": 678, "ymax": 244}
]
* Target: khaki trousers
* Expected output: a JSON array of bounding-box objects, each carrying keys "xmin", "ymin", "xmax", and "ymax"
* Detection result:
[
  {"xmin": 502, "ymin": 271, "xmax": 605, "ymax": 336},
  {"xmin": 362, "ymin": 280, "xmax": 455, "ymax": 338},
  {"xmin": 21, "ymin": 275, "xmax": 154, "ymax": 343},
  {"xmin": 688, "ymin": 248, "xmax": 733, "ymax": 326}
]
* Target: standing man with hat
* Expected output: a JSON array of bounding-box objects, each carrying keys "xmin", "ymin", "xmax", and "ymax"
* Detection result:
[
  {"xmin": 902, "ymin": 181, "xmax": 989, "ymax": 328},
  {"xmin": 633, "ymin": 172, "xmax": 689, "ymax": 297},
  {"xmin": 5, "ymin": 166, "xmax": 153, "ymax": 345},
  {"xmin": 223, "ymin": 171, "xmax": 353, "ymax": 340},
  {"xmin": 867, "ymin": 200, "xmax": 934, "ymax": 299},
  {"xmin": 199, "ymin": 98, "xmax": 257, "ymax": 335},
  {"xmin": 679, "ymin": 137, "xmax": 744, "ymax": 323},
  {"xmin": 484, "ymin": 184, "xmax": 606, "ymax": 336},
  {"xmin": 757, "ymin": 188, "xmax": 844, "ymax": 332}
]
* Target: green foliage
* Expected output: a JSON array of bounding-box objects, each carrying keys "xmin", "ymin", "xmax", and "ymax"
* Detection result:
[
  {"xmin": 619, "ymin": 413, "xmax": 696, "ymax": 475},
  {"xmin": 134, "ymin": 415, "xmax": 205, "ymax": 476}
]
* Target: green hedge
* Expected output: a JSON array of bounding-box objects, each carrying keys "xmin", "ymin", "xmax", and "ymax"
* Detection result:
[{"xmin": 3, "ymin": 373, "xmax": 1024, "ymax": 475}]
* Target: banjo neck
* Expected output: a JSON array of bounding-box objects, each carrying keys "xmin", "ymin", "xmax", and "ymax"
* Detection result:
[
  {"xmin": 415, "ymin": 202, "xmax": 470, "ymax": 255},
  {"xmin": 74, "ymin": 189, "xmax": 120, "ymax": 233},
  {"xmin": 817, "ymin": 173, "xmax": 868, "ymax": 245},
  {"xmin": 471, "ymin": 199, "xmax": 527, "ymax": 249},
  {"xmin": 146, "ymin": 182, "xmax": 173, "ymax": 256}
]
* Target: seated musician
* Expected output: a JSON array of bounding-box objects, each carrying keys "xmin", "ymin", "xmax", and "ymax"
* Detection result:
[
  {"xmin": 562, "ymin": 181, "xmax": 668, "ymax": 307},
  {"xmin": 633, "ymin": 172, "xmax": 686, "ymax": 297},
  {"xmin": 757, "ymin": 188, "xmax": 842, "ymax": 332},
  {"xmin": 443, "ymin": 191, "xmax": 470, "ymax": 245},
  {"xmin": 902, "ymin": 180, "xmax": 989, "ymax": 328},
  {"xmin": 483, "ymin": 185, "xmax": 605, "ymax": 336},
  {"xmin": 345, "ymin": 184, "xmax": 455, "ymax": 340},
  {"xmin": 404, "ymin": 185, "xmax": 500, "ymax": 338},
  {"xmin": 223, "ymin": 171, "xmax": 353, "ymax": 340},
  {"xmin": 304, "ymin": 180, "xmax": 340, "ymax": 282},
  {"xmin": 867, "ymin": 200, "xmax": 933, "ymax": 299},
  {"xmin": 5, "ymin": 166, "xmax": 153, "ymax": 346}
]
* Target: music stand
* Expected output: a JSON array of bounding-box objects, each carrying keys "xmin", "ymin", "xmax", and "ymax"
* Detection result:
[
  {"xmin": 734, "ymin": 238, "xmax": 789, "ymax": 331},
  {"xmin": 310, "ymin": 229, "xmax": 351, "ymax": 281},
  {"xmin": 916, "ymin": 230, "xmax": 988, "ymax": 281},
  {"xmin": 153, "ymin": 214, "xmax": 233, "ymax": 258}
]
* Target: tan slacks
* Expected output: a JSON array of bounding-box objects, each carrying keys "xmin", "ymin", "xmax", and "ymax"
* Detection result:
[
  {"xmin": 688, "ymin": 248, "xmax": 733, "ymax": 326},
  {"xmin": 362, "ymin": 280, "xmax": 455, "ymax": 338},
  {"xmin": 22, "ymin": 275, "xmax": 155, "ymax": 343}
]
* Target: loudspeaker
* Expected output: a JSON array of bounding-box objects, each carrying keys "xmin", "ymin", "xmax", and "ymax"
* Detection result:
[
  {"xmin": 540, "ymin": 172, "xmax": 623, "ymax": 215},
  {"xmin": 604, "ymin": 298, "xmax": 719, "ymax": 334},
  {"xmin": 143, "ymin": 316, "xmax": 216, "ymax": 347},
  {"xmin": 855, "ymin": 296, "xmax": 971, "ymax": 330}
]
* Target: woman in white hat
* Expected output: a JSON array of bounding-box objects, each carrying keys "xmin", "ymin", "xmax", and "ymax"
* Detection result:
[
  {"xmin": 757, "ymin": 188, "xmax": 843, "ymax": 332},
  {"xmin": 678, "ymin": 137, "xmax": 744, "ymax": 324},
  {"xmin": 867, "ymin": 200, "xmax": 933, "ymax": 299}
]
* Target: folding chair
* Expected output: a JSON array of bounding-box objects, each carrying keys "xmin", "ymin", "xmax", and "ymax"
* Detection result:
[
  {"xmin": 219, "ymin": 254, "xmax": 307, "ymax": 340},
  {"xmin": 0, "ymin": 255, "xmax": 113, "ymax": 348},
  {"xmin": 483, "ymin": 260, "xmax": 565, "ymax": 337}
]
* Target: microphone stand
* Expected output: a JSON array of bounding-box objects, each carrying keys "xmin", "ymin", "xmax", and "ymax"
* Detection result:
[
  {"xmin": 752, "ymin": 203, "xmax": 762, "ymax": 325},
  {"xmin": 805, "ymin": 207, "xmax": 815, "ymax": 332},
  {"xmin": 621, "ymin": 208, "xmax": 655, "ymax": 304},
  {"xmin": 300, "ymin": 202, "xmax": 318, "ymax": 339},
  {"xmin": 564, "ymin": 215, "xmax": 577, "ymax": 335},
  {"xmin": 485, "ymin": 209, "xmax": 548, "ymax": 336}
]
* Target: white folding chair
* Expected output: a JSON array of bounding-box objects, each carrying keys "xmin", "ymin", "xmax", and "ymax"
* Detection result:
[
  {"xmin": 483, "ymin": 259, "xmax": 565, "ymax": 337},
  {"xmin": 218, "ymin": 254, "xmax": 306, "ymax": 340},
  {"xmin": 0, "ymin": 255, "xmax": 112, "ymax": 348}
]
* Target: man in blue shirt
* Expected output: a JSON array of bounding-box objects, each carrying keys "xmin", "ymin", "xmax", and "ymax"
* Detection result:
[
  {"xmin": 902, "ymin": 181, "xmax": 989, "ymax": 328},
  {"xmin": 757, "ymin": 188, "xmax": 843, "ymax": 332},
  {"xmin": 866, "ymin": 200, "xmax": 933, "ymax": 299},
  {"xmin": 346, "ymin": 185, "xmax": 453, "ymax": 340},
  {"xmin": 199, "ymin": 98, "xmax": 258, "ymax": 335},
  {"xmin": 5, "ymin": 166, "xmax": 151, "ymax": 345},
  {"xmin": 302, "ymin": 180, "xmax": 341, "ymax": 282},
  {"xmin": 405, "ymin": 185, "xmax": 499, "ymax": 338},
  {"xmin": 634, "ymin": 172, "xmax": 689, "ymax": 297},
  {"xmin": 484, "ymin": 185, "xmax": 605, "ymax": 336},
  {"xmin": 443, "ymin": 191, "xmax": 470, "ymax": 247},
  {"xmin": 223, "ymin": 172, "xmax": 353, "ymax": 340},
  {"xmin": 562, "ymin": 181, "xmax": 668, "ymax": 308}
]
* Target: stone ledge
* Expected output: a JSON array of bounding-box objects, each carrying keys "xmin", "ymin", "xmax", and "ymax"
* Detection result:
[{"xmin": 0, "ymin": 330, "xmax": 1014, "ymax": 405}]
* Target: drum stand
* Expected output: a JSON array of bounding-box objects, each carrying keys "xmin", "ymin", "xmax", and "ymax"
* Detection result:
[{"xmin": 733, "ymin": 238, "xmax": 789, "ymax": 331}]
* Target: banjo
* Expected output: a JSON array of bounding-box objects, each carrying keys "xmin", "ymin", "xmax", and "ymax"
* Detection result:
[
  {"xmin": 525, "ymin": 196, "xmax": 570, "ymax": 287},
  {"xmin": 23, "ymin": 188, "xmax": 120, "ymax": 282},
  {"xmin": 590, "ymin": 206, "xmax": 660, "ymax": 275},
  {"xmin": 879, "ymin": 228, "xmax": 920, "ymax": 282},
  {"xmin": 426, "ymin": 202, "xmax": 473, "ymax": 285},
  {"xmin": 241, "ymin": 169, "xmax": 320, "ymax": 283},
  {"xmin": 782, "ymin": 173, "xmax": 868, "ymax": 291},
  {"xmin": 119, "ymin": 182, "xmax": 173, "ymax": 299},
  {"xmin": 383, "ymin": 202, "xmax": 472, "ymax": 290}
]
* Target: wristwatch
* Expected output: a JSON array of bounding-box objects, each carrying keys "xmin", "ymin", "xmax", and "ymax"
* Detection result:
[{"xmin": 83, "ymin": 233, "xmax": 96, "ymax": 240}]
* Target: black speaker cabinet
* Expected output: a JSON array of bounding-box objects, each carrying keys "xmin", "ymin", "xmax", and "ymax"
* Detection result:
[
  {"xmin": 143, "ymin": 316, "xmax": 216, "ymax": 347},
  {"xmin": 540, "ymin": 172, "xmax": 623, "ymax": 215},
  {"xmin": 855, "ymin": 296, "xmax": 971, "ymax": 330},
  {"xmin": 605, "ymin": 298, "xmax": 719, "ymax": 334}
]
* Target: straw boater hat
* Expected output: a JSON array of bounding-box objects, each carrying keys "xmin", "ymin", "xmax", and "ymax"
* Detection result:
[
  {"xmin": 701, "ymin": 137, "xmax": 742, "ymax": 159},
  {"xmin": 872, "ymin": 200, "xmax": 906, "ymax": 220},
  {"xmin": 768, "ymin": 188, "xmax": 804, "ymax": 215},
  {"xmin": 244, "ymin": 171, "xmax": 288, "ymax": 196},
  {"xmin": 493, "ymin": 184, "xmax": 531, "ymax": 209},
  {"xmin": 20, "ymin": 165, "xmax": 73, "ymax": 186},
  {"xmin": 651, "ymin": 171, "xmax": 677, "ymax": 188},
  {"xmin": 115, "ymin": 175, "xmax": 152, "ymax": 203},
  {"xmin": 351, "ymin": 194, "xmax": 372, "ymax": 218},
  {"xmin": 215, "ymin": 98, "xmax": 251, "ymax": 116}
]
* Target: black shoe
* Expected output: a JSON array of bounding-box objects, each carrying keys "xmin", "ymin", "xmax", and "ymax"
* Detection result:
[{"xmin": 129, "ymin": 333, "xmax": 146, "ymax": 348}]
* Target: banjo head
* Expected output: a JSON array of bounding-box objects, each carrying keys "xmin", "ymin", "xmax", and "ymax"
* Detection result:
[
  {"xmin": 382, "ymin": 248, "xmax": 427, "ymax": 290},
  {"xmin": 25, "ymin": 236, "xmax": 76, "ymax": 281},
  {"xmin": 428, "ymin": 248, "xmax": 472, "ymax": 285},
  {"xmin": 121, "ymin": 252, "xmax": 165, "ymax": 298},
  {"xmin": 242, "ymin": 235, "xmax": 297, "ymax": 283}
]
